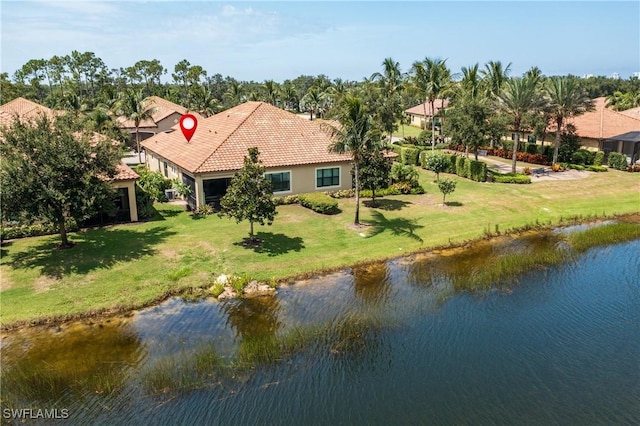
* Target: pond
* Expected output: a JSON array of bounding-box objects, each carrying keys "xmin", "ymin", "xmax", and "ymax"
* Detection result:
[{"xmin": 2, "ymin": 234, "xmax": 639, "ymax": 425}]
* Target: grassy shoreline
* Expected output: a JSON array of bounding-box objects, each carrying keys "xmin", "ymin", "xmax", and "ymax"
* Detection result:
[{"xmin": 1, "ymin": 168, "xmax": 639, "ymax": 330}]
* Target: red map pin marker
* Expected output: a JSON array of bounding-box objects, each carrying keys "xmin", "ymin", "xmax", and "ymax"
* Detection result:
[{"xmin": 179, "ymin": 114, "xmax": 198, "ymax": 142}]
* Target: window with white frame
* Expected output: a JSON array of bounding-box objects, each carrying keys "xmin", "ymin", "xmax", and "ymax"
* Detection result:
[{"xmin": 316, "ymin": 167, "xmax": 340, "ymax": 188}]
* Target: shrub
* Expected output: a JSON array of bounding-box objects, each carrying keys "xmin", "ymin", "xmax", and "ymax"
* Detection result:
[
  {"xmin": 327, "ymin": 189, "xmax": 355, "ymax": 199},
  {"xmin": 390, "ymin": 182, "xmax": 413, "ymax": 194},
  {"xmin": 608, "ymin": 152, "xmax": 628, "ymax": 171},
  {"xmin": 298, "ymin": 192, "xmax": 340, "ymax": 215},
  {"xmin": 418, "ymin": 130, "xmax": 432, "ymax": 145},
  {"xmin": 526, "ymin": 144, "xmax": 538, "ymax": 154},
  {"xmin": 435, "ymin": 142, "xmax": 449, "ymax": 150},
  {"xmin": 135, "ymin": 184, "xmax": 156, "ymax": 220},
  {"xmin": 571, "ymin": 149, "xmax": 595, "ymax": 165},
  {"xmin": 468, "ymin": 160, "xmax": 487, "ymax": 182},
  {"xmin": 438, "ymin": 178, "xmax": 457, "ymax": 203},
  {"xmin": 272, "ymin": 195, "xmax": 299, "ymax": 205},
  {"xmin": 523, "ymin": 167, "xmax": 532, "ymax": 175},
  {"xmin": 1, "ymin": 219, "xmax": 79, "ymax": 240},
  {"xmin": 587, "ymin": 165, "xmax": 608, "ymax": 172},
  {"xmin": 566, "ymin": 164, "xmax": 585, "ymax": 170},
  {"xmin": 455, "ymin": 156, "xmax": 468, "ymax": 178},
  {"xmin": 593, "ymin": 151, "xmax": 605, "ymax": 166},
  {"xmin": 391, "ymin": 163, "xmax": 420, "ymax": 186},
  {"xmin": 422, "ymin": 152, "xmax": 450, "ymax": 181},
  {"xmin": 390, "ymin": 144, "xmax": 403, "ymax": 159},
  {"xmin": 403, "ymin": 136, "xmax": 419, "ymax": 145},
  {"xmin": 400, "ymin": 147, "xmax": 420, "ymax": 165},
  {"xmin": 540, "ymin": 145, "xmax": 553, "ymax": 158},
  {"xmin": 490, "ymin": 173, "xmax": 531, "ymax": 184},
  {"xmin": 193, "ymin": 204, "xmax": 214, "ymax": 217},
  {"xmin": 134, "ymin": 165, "xmax": 173, "ymax": 202}
]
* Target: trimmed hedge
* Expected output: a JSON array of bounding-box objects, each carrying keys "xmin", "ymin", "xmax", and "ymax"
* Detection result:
[
  {"xmin": 607, "ymin": 152, "xmax": 628, "ymax": 171},
  {"xmin": 401, "ymin": 147, "xmax": 420, "ymax": 165},
  {"xmin": 587, "ymin": 165, "xmax": 608, "ymax": 172},
  {"xmin": 490, "ymin": 172, "xmax": 531, "ymax": 184},
  {"xmin": 593, "ymin": 151, "xmax": 605, "ymax": 166},
  {"xmin": 298, "ymin": 192, "xmax": 340, "ymax": 215},
  {"xmin": 468, "ymin": 160, "xmax": 487, "ymax": 182},
  {"xmin": 449, "ymin": 144, "xmax": 550, "ymax": 166},
  {"xmin": 1, "ymin": 219, "xmax": 79, "ymax": 240}
]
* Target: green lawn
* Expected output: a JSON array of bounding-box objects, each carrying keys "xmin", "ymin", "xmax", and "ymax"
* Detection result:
[
  {"xmin": 1, "ymin": 168, "xmax": 639, "ymax": 327},
  {"xmin": 392, "ymin": 124, "xmax": 424, "ymax": 139}
]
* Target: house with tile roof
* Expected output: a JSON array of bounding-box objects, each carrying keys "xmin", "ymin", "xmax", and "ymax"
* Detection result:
[
  {"xmin": 0, "ymin": 97, "xmax": 139, "ymax": 222},
  {"xmin": 117, "ymin": 96, "xmax": 204, "ymax": 144},
  {"xmin": 405, "ymin": 99, "xmax": 449, "ymax": 129},
  {"xmin": 141, "ymin": 101, "xmax": 354, "ymax": 208}
]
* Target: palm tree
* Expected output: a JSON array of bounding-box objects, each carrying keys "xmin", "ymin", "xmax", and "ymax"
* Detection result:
[
  {"xmin": 300, "ymin": 86, "xmax": 324, "ymax": 120},
  {"xmin": 412, "ymin": 57, "xmax": 449, "ymax": 150},
  {"xmin": 496, "ymin": 76, "xmax": 545, "ymax": 173},
  {"xmin": 460, "ymin": 63, "xmax": 482, "ymax": 100},
  {"xmin": 544, "ymin": 76, "xmax": 593, "ymax": 164},
  {"xmin": 482, "ymin": 60, "xmax": 512, "ymax": 98},
  {"xmin": 190, "ymin": 85, "xmax": 221, "ymax": 117},
  {"xmin": 115, "ymin": 89, "xmax": 155, "ymax": 163},
  {"xmin": 224, "ymin": 81, "xmax": 245, "ymax": 107},
  {"xmin": 262, "ymin": 80, "xmax": 280, "ymax": 106},
  {"xmin": 323, "ymin": 95, "xmax": 381, "ymax": 225},
  {"xmin": 371, "ymin": 57, "xmax": 404, "ymax": 144}
]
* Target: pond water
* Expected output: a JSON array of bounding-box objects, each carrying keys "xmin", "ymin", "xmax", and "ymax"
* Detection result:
[{"xmin": 2, "ymin": 235, "xmax": 639, "ymax": 425}]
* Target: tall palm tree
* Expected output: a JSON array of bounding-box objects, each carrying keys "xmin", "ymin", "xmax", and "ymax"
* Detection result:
[
  {"xmin": 224, "ymin": 81, "xmax": 245, "ymax": 107},
  {"xmin": 300, "ymin": 86, "xmax": 324, "ymax": 120},
  {"xmin": 115, "ymin": 89, "xmax": 155, "ymax": 163},
  {"xmin": 460, "ymin": 63, "xmax": 482, "ymax": 100},
  {"xmin": 496, "ymin": 76, "xmax": 545, "ymax": 173},
  {"xmin": 544, "ymin": 76, "xmax": 593, "ymax": 164},
  {"xmin": 412, "ymin": 57, "xmax": 449, "ymax": 150},
  {"xmin": 262, "ymin": 80, "xmax": 280, "ymax": 106},
  {"xmin": 371, "ymin": 57, "xmax": 404, "ymax": 144},
  {"xmin": 482, "ymin": 60, "xmax": 512, "ymax": 98},
  {"xmin": 323, "ymin": 95, "xmax": 381, "ymax": 225}
]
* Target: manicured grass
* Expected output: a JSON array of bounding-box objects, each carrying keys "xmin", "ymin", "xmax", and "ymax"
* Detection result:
[
  {"xmin": 392, "ymin": 124, "xmax": 424, "ymax": 139},
  {"xmin": 1, "ymin": 168, "xmax": 639, "ymax": 327}
]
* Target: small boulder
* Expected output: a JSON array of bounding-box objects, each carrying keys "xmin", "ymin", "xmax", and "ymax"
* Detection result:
[
  {"xmin": 217, "ymin": 286, "xmax": 237, "ymax": 300},
  {"xmin": 243, "ymin": 280, "xmax": 276, "ymax": 298}
]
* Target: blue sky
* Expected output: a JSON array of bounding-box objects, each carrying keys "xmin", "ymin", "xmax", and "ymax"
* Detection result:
[{"xmin": 2, "ymin": 1, "xmax": 639, "ymax": 82}]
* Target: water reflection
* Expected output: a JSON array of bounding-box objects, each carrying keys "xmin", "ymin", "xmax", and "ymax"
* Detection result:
[
  {"xmin": 352, "ymin": 263, "xmax": 391, "ymax": 305},
  {"xmin": 1, "ymin": 319, "xmax": 143, "ymax": 406}
]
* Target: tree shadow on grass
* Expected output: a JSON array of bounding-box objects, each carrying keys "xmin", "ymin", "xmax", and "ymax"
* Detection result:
[
  {"xmin": 363, "ymin": 199, "xmax": 412, "ymax": 211},
  {"xmin": 233, "ymin": 232, "xmax": 305, "ymax": 257},
  {"xmin": 6, "ymin": 225, "xmax": 177, "ymax": 279},
  {"xmin": 445, "ymin": 201, "xmax": 463, "ymax": 207},
  {"xmin": 364, "ymin": 211, "xmax": 424, "ymax": 243}
]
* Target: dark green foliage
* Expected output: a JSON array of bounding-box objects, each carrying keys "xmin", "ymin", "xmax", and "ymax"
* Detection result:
[
  {"xmin": 571, "ymin": 149, "xmax": 595, "ymax": 165},
  {"xmin": 390, "ymin": 144, "xmax": 403, "ymax": 158},
  {"xmin": 417, "ymin": 130, "xmax": 432, "ymax": 145},
  {"xmin": 391, "ymin": 163, "xmax": 419, "ymax": 186},
  {"xmin": 557, "ymin": 131, "xmax": 581, "ymax": 163},
  {"xmin": 1, "ymin": 219, "xmax": 79, "ymax": 240},
  {"xmin": 0, "ymin": 113, "xmax": 120, "ymax": 247},
  {"xmin": 540, "ymin": 145, "xmax": 554, "ymax": 158},
  {"xmin": 526, "ymin": 144, "xmax": 538, "ymax": 154},
  {"xmin": 135, "ymin": 185, "xmax": 156, "ymax": 220},
  {"xmin": 400, "ymin": 147, "xmax": 420, "ymax": 165},
  {"xmin": 134, "ymin": 166, "xmax": 173, "ymax": 202},
  {"xmin": 359, "ymin": 150, "xmax": 392, "ymax": 204},
  {"xmin": 607, "ymin": 152, "xmax": 628, "ymax": 170},
  {"xmin": 272, "ymin": 195, "xmax": 299, "ymax": 205},
  {"xmin": 593, "ymin": 151, "xmax": 605, "ymax": 166},
  {"xmin": 490, "ymin": 172, "xmax": 532, "ymax": 184},
  {"xmin": 437, "ymin": 178, "xmax": 457, "ymax": 204},
  {"xmin": 468, "ymin": 160, "xmax": 487, "ymax": 182},
  {"xmin": 219, "ymin": 147, "xmax": 277, "ymax": 240},
  {"xmin": 298, "ymin": 192, "xmax": 339, "ymax": 215},
  {"xmin": 455, "ymin": 156, "xmax": 467, "ymax": 178}
]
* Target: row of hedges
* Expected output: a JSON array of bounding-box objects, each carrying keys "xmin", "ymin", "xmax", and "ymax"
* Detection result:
[
  {"xmin": 607, "ymin": 152, "xmax": 628, "ymax": 171},
  {"xmin": 448, "ymin": 144, "xmax": 550, "ymax": 166},
  {"xmin": 421, "ymin": 152, "xmax": 487, "ymax": 182},
  {"xmin": 1, "ymin": 219, "xmax": 79, "ymax": 240}
]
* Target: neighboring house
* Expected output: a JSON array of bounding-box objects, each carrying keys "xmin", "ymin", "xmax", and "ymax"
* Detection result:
[
  {"xmin": 141, "ymin": 101, "xmax": 354, "ymax": 208},
  {"xmin": 117, "ymin": 96, "xmax": 204, "ymax": 143},
  {"xmin": 564, "ymin": 97, "xmax": 640, "ymax": 153},
  {"xmin": 405, "ymin": 99, "xmax": 449, "ymax": 129},
  {"xmin": 0, "ymin": 97, "xmax": 139, "ymax": 222}
]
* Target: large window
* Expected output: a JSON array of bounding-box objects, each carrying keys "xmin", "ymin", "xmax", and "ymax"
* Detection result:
[
  {"xmin": 316, "ymin": 167, "xmax": 340, "ymax": 188},
  {"xmin": 265, "ymin": 171, "xmax": 291, "ymax": 193}
]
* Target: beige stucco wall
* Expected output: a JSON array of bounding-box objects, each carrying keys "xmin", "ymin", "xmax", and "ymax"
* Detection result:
[
  {"xmin": 111, "ymin": 180, "xmax": 138, "ymax": 222},
  {"xmin": 155, "ymin": 112, "xmax": 182, "ymax": 134},
  {"xmin": 146, "ymin": 151, "xmax": 182, "ymax": 180}
]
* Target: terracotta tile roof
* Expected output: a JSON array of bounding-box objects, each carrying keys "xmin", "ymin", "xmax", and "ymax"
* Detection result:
[
  {"xmin": 142, "ymin": 101, "xmax": 352, "ymax": 174},
  {"xmin": 619, "ymin": 106, "xmax": 640, "ymax": 120},
  {"xmin": 113, "ymin": 162, "xmax": 139, "ymax": 181},
  {"xmin": 118, "ymin": 96, "xmax": 204, "ymax": 130},
  {"xmin": 565, "ymin": 97, "xmax": 640, "ymax": 139},
  {"xmin": 1, "ymin": 98, "xmax": 137, "ymax": 183},
  {"xmin": 405, "ymin": 99, "xmax": 450, "ymax": 117},
  {"xmin": 0, "ymin": 97, "xmax": 57, "ymax": 123}
]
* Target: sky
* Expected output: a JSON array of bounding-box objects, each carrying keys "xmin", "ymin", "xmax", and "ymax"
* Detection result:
[{"xmin": 1, "ymin": 0, "xmax": 639, "ymax": 83}]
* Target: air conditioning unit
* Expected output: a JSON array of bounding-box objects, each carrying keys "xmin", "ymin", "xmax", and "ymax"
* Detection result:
[{"xmin": 165, "ymin": 189, "xmax": 177, "ymax": 200}]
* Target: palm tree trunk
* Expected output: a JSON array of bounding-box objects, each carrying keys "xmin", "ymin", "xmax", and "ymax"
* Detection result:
[
  {"xmin": 422, "ymin": 102, "xmax": 428, "ymax": 131},
  {"xmin": 354, "ymin": 161, "xmax": 360, "ymax": 225},
  {"xmin": 553, "ymin": 117, "xmax": 562, "ymax": 165},
  {"xmin": 136, "ymin": 127, "xmax": 141, "ymax": 164},
  {"xmin": 430, "ymin": 100, "xmax": 436, "ymax": 151},
  {"xmin": 512, "ymin": 126, "xmax": 520, "ymax": 174}
]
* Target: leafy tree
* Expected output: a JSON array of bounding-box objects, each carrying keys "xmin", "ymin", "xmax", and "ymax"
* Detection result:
[
  {"xmin": 424, "ymin": 152, "xmax": 450, "ymax": 181},
  {"xmin": 444, "ymin": 97, "xmax": 490, "ymax": 160},
  {"xmin": 324, "ymin": 95, "xmax": 381, "ymax": 224},
  {"xmin": 219, "ymin": 147, "xmax": 277, "ymax": 243},
  {"xmin": 557, "ymin": 124, "xmax": 582, "ymax": 163},
  {"xmin": 412, "ymin": 57, "xmax": 450, "ymax": 150},
  {"xmin": 438, "ymin": 178, "xmax": 457, "ymax": 205},
  {"xmin": 544, "ymin": 76, "xmax": 594, "ymax": 164},
  {"xmin": 359, "ymin": 149, "xmax": 391, "ymax": 205},
  {"xmin": 0, "ymin": 114, "xmax": 120, "ymax": 247},
  {"xmin": 496, "ymin": 76, "xmax": 545, "ymax": 173}
]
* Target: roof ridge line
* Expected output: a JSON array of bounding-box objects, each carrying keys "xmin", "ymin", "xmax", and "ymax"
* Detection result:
[{"xmin": 194, "ymin": 102, "xmax": 264, "ymax": 173}]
